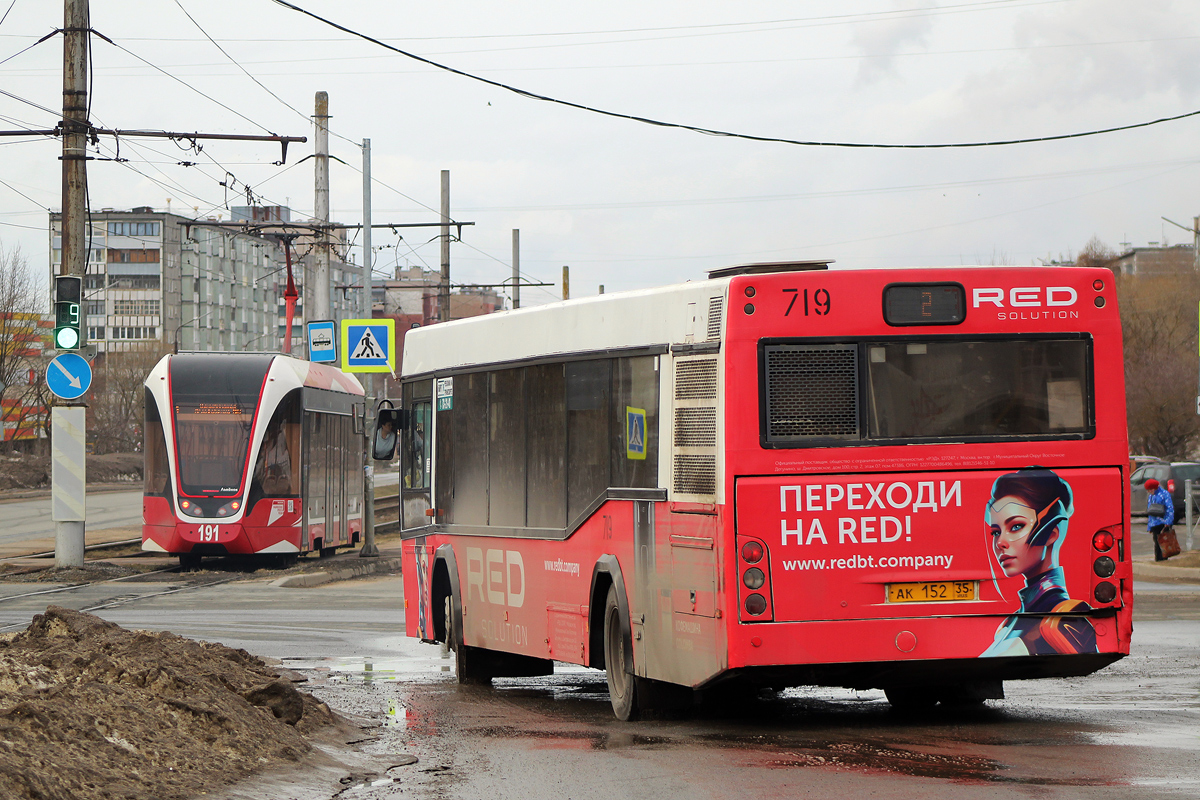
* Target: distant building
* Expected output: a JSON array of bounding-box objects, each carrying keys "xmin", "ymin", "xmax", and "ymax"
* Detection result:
[
  {"xmin": 1108, "ymin": 244, "xmax": 1197, "ymax": 277},
  {"xmin": 49, "ymin": 206, "xmax": 364, "ymax": 354},
  {"xmin": 0, "ymin": 313, "xmax": 53, "ymax": 447}
]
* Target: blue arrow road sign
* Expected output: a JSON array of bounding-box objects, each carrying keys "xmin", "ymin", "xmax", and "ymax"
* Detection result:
[{"xmin": 46, "ymin": 352, "xmax": 92, "ymax": 400}]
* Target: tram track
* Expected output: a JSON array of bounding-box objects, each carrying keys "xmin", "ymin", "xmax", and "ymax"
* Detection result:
[{"xmin": 0, "ymin": 570, "xmax": 239, "ymax": 632}]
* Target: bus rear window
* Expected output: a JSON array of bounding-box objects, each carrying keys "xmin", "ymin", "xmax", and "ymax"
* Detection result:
[{"xmin": 763, "ymin": 338, "xmax": 1092, "ymax": 445}]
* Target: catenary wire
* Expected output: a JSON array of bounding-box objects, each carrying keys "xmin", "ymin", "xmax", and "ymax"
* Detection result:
[{"xmin": 271, "ymin": 0, "xmax": 1200, "ymax": 150}]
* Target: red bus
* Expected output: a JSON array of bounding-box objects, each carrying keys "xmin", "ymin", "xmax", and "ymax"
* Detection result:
[
  {"xmin": 144, "ymin": 353, "xmax": 366, "ymax": 569},
  {"xmin": 384, "ymin": 263, "xmax": 1130, "ymax": 718}
]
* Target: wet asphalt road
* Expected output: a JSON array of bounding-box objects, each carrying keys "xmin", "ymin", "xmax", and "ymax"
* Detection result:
[{"xmin": 1, "ymin": 569, "xmax": 1197, "ymax": 799}]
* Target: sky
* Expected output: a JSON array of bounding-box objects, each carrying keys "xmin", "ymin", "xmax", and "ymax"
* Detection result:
[{"xmin": 2, "ymin": 0, "xmax": 1200, "ymax": 306}]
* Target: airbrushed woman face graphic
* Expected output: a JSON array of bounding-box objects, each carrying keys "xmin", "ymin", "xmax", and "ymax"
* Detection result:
[{"xmin": 986, "ymin": 469, "xmax": 1073, "ymax": 581}]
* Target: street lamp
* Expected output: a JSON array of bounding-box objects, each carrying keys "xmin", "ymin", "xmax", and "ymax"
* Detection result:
[{"xmin": 173, "ymin": 310, "xmax": 214, "ymax": 354}]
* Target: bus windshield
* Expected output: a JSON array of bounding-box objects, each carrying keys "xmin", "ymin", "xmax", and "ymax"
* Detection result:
[{"xmin": 170, "ymin": 355, "xmax": 274, "ymax": 495}]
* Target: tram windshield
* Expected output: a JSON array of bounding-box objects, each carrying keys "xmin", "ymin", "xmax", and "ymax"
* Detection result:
[{"xmin": 170, "ymin": 355, "xmax": 274, "ymax": 496}]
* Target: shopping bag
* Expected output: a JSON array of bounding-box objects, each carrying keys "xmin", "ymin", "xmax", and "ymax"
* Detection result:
[{"xmin": 1157, "ymin": 527, "xmax": 1182, "ymax": 559}]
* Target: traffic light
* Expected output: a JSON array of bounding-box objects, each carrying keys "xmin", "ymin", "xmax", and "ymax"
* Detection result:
[{"xmin": 53, "ymin": 275, "xmax": 82, "ymax": 350}]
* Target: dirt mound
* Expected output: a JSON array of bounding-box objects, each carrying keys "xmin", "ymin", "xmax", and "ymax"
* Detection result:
[
  {"xmin": 0, "ymin": 606, "xmax": 336, "ymax": 800},
  {"xmin": 0, "ymin": 452, "xmax": 143, "ymax": 491}
]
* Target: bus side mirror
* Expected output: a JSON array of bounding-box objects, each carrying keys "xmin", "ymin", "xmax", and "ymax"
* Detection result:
[{"xmin": 372, "ymin": 408, "xmax": 405, "ymax": 461}]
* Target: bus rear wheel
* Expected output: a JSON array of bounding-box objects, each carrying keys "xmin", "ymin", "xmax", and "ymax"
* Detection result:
[
  {"xmin": 447, "ymin": 592, "xmax": 495, "ymax": 684},
  {"xmin": 604, "ymin": 585, "xmax": 638, "ymax": 720}
]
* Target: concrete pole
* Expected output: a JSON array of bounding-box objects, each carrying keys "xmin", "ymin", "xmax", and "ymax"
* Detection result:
[
  {"xmin": 313, "ymin": 91, "xmax": 331, "ymax": 320},
  {"xmin": 360, "ymin": 138, "xmax": 378, "ymax": 558},
  {"xmin": 512, "ymin": 229, "xmax": 520, "ymax": 309},
  {"xmin": 439, "ymin": 170, "xmax": 450, "ymax": 322},
  {"xmin": 55, "ymin": 0, "xmax": 90, "ymax": 568}
]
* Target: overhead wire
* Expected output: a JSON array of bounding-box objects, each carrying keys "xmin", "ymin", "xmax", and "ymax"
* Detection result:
[
  {"xmin": 271, "ymin": 0, "xmax": 1200, "ymax": 150},
  {"xmin": 171, "ymin": 0, "xmax": 361, "ymax": 148}
]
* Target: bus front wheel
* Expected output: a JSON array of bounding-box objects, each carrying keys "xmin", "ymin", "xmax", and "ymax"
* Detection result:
[{"xmin": 604, "ymin": 584, "xmax": 638, "ymax": 720}]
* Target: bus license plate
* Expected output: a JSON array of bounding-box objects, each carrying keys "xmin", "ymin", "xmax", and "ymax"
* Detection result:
[{"xmin": 887, "ymin": 581, "xmax": 977, "ymax": 603}]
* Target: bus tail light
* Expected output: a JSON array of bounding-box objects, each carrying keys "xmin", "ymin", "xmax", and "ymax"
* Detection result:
[
  {"xmin": 736, "ymin": 536, "xmax": 773, "ymax": 622},
  {"xmin": 1089, "ymin": 525, "xmax": 1124, "ymax": 607}
]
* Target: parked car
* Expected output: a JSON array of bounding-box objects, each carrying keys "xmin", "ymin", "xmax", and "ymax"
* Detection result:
[{"xmin": 1130, "ymin": 461, "xmax": 1200, "ymax": 523}]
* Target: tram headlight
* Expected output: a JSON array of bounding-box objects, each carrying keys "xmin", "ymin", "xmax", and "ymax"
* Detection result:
[
  {"xmin": 216, "ymin": 500, "xmax": 241, "ymax": 517},
  {"xmin": 179, "ymin": 499, "xmax": 204, "ymax": 517}
]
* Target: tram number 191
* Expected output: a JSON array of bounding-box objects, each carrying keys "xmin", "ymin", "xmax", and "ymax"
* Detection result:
[{"xmin": 197, "ymin": 524, "xmax": 221, "ymax": 542}]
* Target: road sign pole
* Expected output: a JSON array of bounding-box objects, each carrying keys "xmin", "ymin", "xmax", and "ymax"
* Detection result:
[{"xmin": 52, "ymin": 406, "xmax": 87, "ymax": 567}]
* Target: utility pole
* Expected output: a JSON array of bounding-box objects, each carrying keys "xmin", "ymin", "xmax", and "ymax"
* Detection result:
[
  {"xmin": 562, "ymin": 266, "xmax": 570, "ymax": 300},
  {"xmin": 439, "ymin": 170, "xmax": 451, "ymax": 322},
  {"xmin": 512, "ymin": 229, "xmax": 520, "ymax": 310},
  {"xmin": 313, "ymin": 91, "xmax": 331, "ymax": 320},
  {"xmin": 360, "ymin": 138, "xmax": 378, "ymax": 558},
  {"xmin": 54, "ymin": 0, "xmax": 89, "ymax": 567}
]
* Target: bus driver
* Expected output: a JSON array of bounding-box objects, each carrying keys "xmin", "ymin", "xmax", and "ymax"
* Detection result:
[{"xmin": 980, "ymin": 469, "xmax": 1098, "ymax": 657}]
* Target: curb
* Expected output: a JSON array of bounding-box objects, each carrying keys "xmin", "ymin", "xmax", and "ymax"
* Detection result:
[
  {"xmin": 269, "ymin": 557, "xmax": 403, "ymax": 588},
  {"xmin": 1132, "ymin": 561, "xmax": 1200, "ymax": 583}
]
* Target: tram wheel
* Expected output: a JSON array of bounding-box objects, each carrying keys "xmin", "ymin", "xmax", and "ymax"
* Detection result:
[
  {"xmin": 884, "ymin": 686, "xmax": 939, "ymax": 712},
  {"xmin": 178, "ymin": 553, "xmax": 201, "ymax": 572},
  {"xmin": 604, "ymin": 584, "xmax": 639, "ymax": 721}
]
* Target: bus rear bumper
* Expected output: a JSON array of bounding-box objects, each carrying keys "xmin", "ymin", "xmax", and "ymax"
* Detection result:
[
  {"xmin": 722, "ymin": 613, "xmax": 1128, "ymax": 687},
  {"xmin": 712, "ymin": 651, "xmax": 1125, "ymax": 693}
]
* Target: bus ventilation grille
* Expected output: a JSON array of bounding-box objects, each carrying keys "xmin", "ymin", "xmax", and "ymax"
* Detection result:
[
  {"xmin": 706, "ymin": 296, "xmax": 724, "ymax": 341},
  {"xmin": 764, "ymin": 345, "xmax": 859, "ymax": 441},
  {"xmin": 675, "ymin": 407, "xmax": 717, "ymax": 448},
  {"xmin": 673, "ymin": 453, "xmax": 717, "ymax": 495},
  {"xmin": 675, "ymin": 358, "xmax": 718, "ymax": 400}
]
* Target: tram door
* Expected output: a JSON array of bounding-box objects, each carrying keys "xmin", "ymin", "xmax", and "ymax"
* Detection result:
[{"xmin": 329, "ymin": 415, "xmax": 346, "ymax": 544}]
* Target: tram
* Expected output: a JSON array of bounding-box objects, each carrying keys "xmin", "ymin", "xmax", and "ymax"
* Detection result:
[{"xmin": 143, "ymin": 352, "xmax": 366, "ymax": 568}]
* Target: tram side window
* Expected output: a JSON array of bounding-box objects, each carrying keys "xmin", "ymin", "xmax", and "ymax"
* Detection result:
[
  {"xmin": 250, "ymin": 389, "xmax": 301, "ymax": 507},
  {"xmin": 526, "ymin": 363, "xmax": 567, "ymax": 528},
  {"xmin": 144, "ymin": 388, "xmax": 170, "ymax": 497},
  {"xmin": 305, "ymin": 413, "xmax": 327, "ymax": 524},
  {"xmin": 610, "ymin": 356, "xmax": 659, "ymax": 488},
  {"xmin": 567, "ymin": 360, "xmax": 611, "ymax": 524}
]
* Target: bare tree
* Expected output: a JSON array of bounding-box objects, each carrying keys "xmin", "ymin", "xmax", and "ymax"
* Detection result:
[
  {"xmin": 1118, "ymin": 271, "xmax": 1200, "ymax": 459},
  {"xmin": 0, "ymin": 242, "xmax": 49, "ymax": 453},
  {"xmin": 88, "ymin": 343, "xmax": 169, "ymax": 454},
  {"xmin": 1076, "ymin": 236, "xmax": 1118, "ymax": 269}
]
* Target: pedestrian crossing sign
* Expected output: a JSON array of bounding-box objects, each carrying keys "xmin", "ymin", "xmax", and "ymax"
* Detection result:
[
  {"xmin": 340, "ymin": 318, "xmax": 396, "ymax": 373},
  {"xmin": 625, "ymin": 406, "xmax": 646, "ymax": 460}
]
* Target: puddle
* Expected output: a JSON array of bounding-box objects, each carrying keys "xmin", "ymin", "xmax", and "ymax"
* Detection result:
[{"xmin": 283, "ymin": 640, "xmax": 452, "ymax": 686}]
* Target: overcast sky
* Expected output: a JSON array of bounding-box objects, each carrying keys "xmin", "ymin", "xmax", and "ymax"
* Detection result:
[{"xmin": 2, "ymin": 0, "xmax": 1200, "ymax": 305}]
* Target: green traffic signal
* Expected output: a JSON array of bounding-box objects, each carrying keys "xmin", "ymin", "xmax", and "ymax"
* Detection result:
[{"xmin": 53, "ymin": 275, "xmax": 82, "ymax": 351}]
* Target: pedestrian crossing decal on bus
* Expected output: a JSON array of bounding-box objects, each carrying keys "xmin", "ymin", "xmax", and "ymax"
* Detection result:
[{"xmin": 626, "ymin": 406, "xmax": 646, "ymax": 460}]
